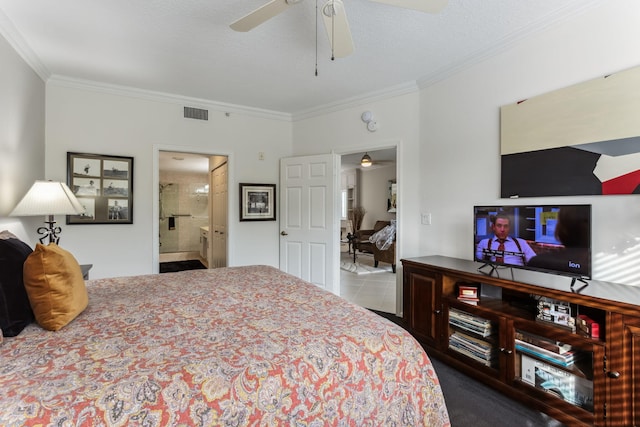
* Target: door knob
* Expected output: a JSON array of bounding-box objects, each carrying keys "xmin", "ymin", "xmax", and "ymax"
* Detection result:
[{"xmin": 281, "ymin": 231, "xmax": 288, "ymax": 236}]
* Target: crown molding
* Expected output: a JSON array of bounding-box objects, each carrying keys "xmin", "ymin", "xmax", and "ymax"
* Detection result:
[
  {"xmin": 47, "ymin": 75, "xmax": 293, "ymax": 122},
  {"xmin": 292, "ymin": 81, "xmax": 419, "ymax": 121},
  {"xmin": 0, "ymin": 8, "xmax": 50, "ymax": 81},
  {"xmin": 47, "ymin": 73, "xmax": 418, "ymax": 123}
]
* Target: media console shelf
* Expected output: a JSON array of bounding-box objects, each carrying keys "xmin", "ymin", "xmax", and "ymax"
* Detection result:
[{"xmin": 402, "ymin": 255, "xmax": 640, "ymax": 427}]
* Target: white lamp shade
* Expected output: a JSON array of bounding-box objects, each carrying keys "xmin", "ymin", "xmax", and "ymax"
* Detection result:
[{"xmin": 10, "ymin": 181, "xmax": 85, "ymax": 217}]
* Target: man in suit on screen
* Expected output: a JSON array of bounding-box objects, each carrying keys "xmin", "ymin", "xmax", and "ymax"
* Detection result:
[{"xmin": 476, "ymin": 212, "xmax": 537, "ymax": 266}]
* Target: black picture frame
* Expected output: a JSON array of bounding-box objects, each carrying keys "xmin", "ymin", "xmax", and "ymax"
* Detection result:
[
  {"xmin": 66, "ymin": 152, "xmax": 134, "ymax": 224},
  {"xmin": 239, "ymin": 183, "xmax": 276, "ymax": 221},
  {"xmin": 387, "ymin": 180, "xmax": 397, "ymax": 213}
]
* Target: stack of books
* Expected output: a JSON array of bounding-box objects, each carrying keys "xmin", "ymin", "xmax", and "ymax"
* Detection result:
[
  {"xmin": 448, "ymin": 308, "xmax": 497, "ymax": 366},
  {"xmin": 449, "ymin": 308, "xmax": 493, "ymax": 337},
  {"xmin": 457, "ymin": 284, "xmax": 480, "ymax": 305},
  {"xmin": 515, "ymin": 331, "xmax": 579, "ymax": 368},
  {"xmin": 449, "ymin": 330, "xmax": 497, "ymax": 367}
]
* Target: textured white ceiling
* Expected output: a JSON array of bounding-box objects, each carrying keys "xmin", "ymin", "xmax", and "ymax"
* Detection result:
[
  {"xmin": 0, "ymin": 0, "xmax": 601, "ymax": 115},
  {"xmin": 159, "ymin": 151, "xmax": 210, "ymax": 174}
]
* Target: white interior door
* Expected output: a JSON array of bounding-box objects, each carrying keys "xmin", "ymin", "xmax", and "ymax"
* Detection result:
[
  {"xmin": 210, "ymin": 162, "xmax": 228, "ymax": 268},
  {"xmin": 280, "ymin": 154, "xmax": 339, "ymax": 294}
]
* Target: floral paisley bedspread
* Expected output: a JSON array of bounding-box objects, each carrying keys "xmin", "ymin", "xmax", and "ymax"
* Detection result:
[{"xmin": 0, "ymin": 265, "xmax": 450, "ymax": 426}]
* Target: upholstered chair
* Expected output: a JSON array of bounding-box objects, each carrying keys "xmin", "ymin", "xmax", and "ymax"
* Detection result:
[
  {"xmin": 355, "ymin": 220, "xmax": 396, "ymax": 272},
  {"xmin": 372, "ymin": 240, "xmax": 396, "ymax": 273},
  {"xmin": 354, "ymin": 220, "xmax": 389, "ymax": 254}
]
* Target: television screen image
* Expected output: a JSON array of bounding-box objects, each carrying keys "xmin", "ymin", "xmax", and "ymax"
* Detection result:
[{"xmin": 474, "ymin": 204, "xmax": 591, "ymax": 279}]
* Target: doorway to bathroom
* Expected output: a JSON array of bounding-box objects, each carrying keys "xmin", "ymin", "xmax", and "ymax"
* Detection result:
[{"xmin": 158, "ymin": 150, "xmax": 228, "ymax": 272}]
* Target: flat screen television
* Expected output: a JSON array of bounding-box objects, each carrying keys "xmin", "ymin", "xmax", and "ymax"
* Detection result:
[{"xmin": 474, "ymin": 204, "xmax": 592, "ymax": 279}]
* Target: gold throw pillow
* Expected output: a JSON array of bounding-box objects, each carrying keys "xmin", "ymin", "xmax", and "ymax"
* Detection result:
[{"xmin": 23, "ymin": 243, "xmax": 88, "ymax": 331}]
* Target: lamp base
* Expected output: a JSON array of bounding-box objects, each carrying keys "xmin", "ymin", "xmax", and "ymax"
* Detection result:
[{"xmin": 37, "ymin": 215, "xmax": 62, "ymax": 245}]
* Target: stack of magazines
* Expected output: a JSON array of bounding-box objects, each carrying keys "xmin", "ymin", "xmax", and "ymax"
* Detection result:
[
  {"xmin": 448, "ymin": 308, "xmax": 496, "ymax": 367},
  {"xmin": 449, "ymin": 308, "xmax": 493, "ymax": 337},
  {"xmin": 449, "ymin": 331, "xmax": 497, "ymax": 367},
  {"xmin": 515, "ymin": 331, "xmax": 579, "ymax": 368}
]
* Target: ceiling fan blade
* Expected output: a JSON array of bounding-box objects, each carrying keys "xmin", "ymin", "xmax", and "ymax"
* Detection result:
[
  {"xmin": 322, "ymin": 0, "xmax": 354, "ymax": 58},
  {"xmin": 230, "ymin": 0, "xmax": 293, "ymax": 32},
  {"xmin": 369, "ymin": 0, "xmax": 448, "ymax": 13}
]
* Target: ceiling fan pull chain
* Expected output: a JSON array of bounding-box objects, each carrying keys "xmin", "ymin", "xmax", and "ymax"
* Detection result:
[
  {"xmin": 331, "ymin": 1, "xmax": 335, "ymax": 60},
  {"xmin": 315, "ymin": 0, "xmax": 319, "ymax": 76}
]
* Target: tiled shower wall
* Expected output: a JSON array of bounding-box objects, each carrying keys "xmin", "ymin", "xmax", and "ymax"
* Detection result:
[{"xmin": 159, "ymin": 170, "xmax": 208, "ymax": 254}]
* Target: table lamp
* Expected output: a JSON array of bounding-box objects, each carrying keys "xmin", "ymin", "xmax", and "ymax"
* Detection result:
[{"xmin": 9, "ymin": 180, "xmax": 85, "ymax": 244}]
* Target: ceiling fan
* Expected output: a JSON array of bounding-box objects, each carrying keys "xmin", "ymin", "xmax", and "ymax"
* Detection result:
[
  {"xmin": 359, "ymin": 152, "xmax": 396, "ymax": 168},
  {"xmin": 230, "ymin": 0, "xmax": 448, "ymax": 59}
]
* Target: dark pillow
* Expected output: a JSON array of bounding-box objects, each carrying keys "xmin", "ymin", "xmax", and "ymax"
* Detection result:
[{"xmin": 0, "ymin": 230, "xmax": 34, "ymax": 336}]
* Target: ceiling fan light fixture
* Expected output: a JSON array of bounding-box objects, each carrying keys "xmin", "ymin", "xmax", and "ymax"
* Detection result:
[
  {"xmin": 322, "ymin": 0, "xmax": 344, "ymax": 18},
  {"xmin": 361, "ymin": 153, "xmax": 372, "ymax": 168},
  {"xmin": 231, "ymin": 0, "xmax": 447, "ymax": 44}
]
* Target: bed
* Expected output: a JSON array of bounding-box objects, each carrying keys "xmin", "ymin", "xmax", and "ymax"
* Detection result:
[{"xmin": 0, "ymin": 264, "xmax": 450, "ymax": 426}]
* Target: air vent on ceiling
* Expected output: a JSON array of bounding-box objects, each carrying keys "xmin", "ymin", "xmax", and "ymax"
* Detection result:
[{"xmin": 184, "ymin": 106, "xmax": 208, "ymax": 121}]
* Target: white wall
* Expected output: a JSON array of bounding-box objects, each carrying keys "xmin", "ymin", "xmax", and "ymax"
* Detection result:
[
  {"xmin": 419, "ymin": 0, "xmax": 640, "ymax": 285},
  {"xmin": 360, "ymin": 165, "xmax": 396, "ymax": 230},
  {"xmin": 0, "ymin": 34, "xmax": 45, "ymax": 244},
  {"xmin": 293, "ymin": 91, "xmax": 421, "ymax": 262},
  {"xmin": 45, "ymin": 82, "xmax": 292, "ymax": 279}
]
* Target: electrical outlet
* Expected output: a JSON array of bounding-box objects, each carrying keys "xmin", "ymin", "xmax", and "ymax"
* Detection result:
[{"xmin": 421, "ymin": 213, "xmax": 432, "ymax": 225}]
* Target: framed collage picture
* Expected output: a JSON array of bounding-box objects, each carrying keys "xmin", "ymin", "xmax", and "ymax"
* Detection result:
[{"xmin": 66, "ymin": 152, "xmax": 134, "ymax": 224}]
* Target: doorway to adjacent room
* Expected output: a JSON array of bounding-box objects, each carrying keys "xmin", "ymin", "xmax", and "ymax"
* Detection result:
[
  {"xmin": 155, "ymin": 149, "xmax": 229, "ymax": 273},
  {"xmin": 338, "ymin": 147, "xmax": 398, "ymax": 314}
]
